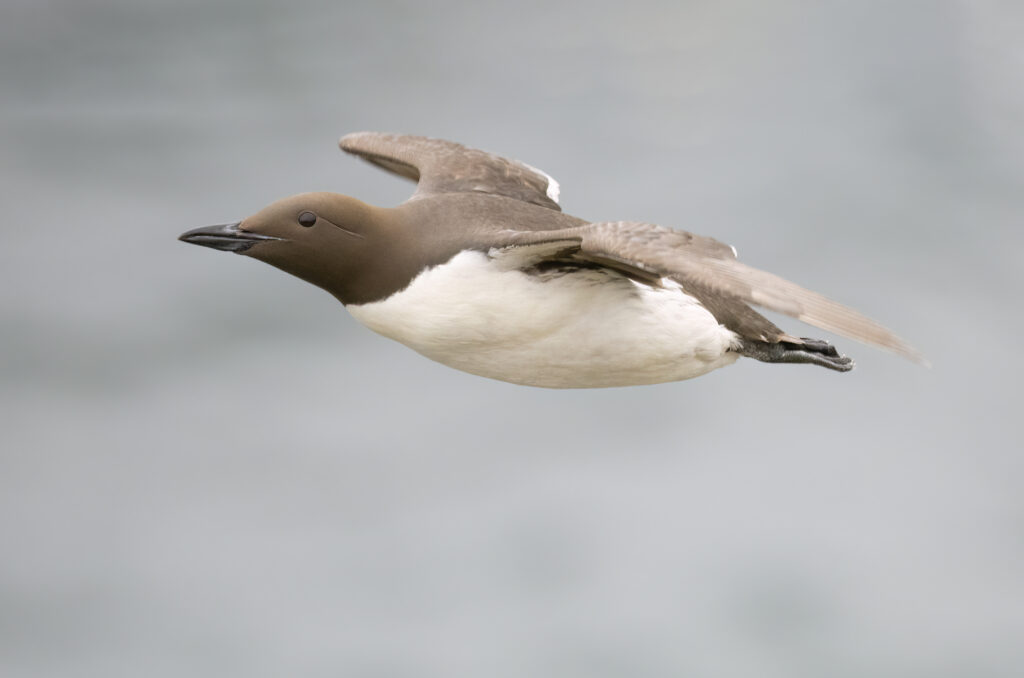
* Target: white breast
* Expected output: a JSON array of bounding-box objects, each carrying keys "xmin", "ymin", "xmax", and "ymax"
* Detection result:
[{"xmin": 346, "ymin": 250, "xmax": 740, "ymax": 388}]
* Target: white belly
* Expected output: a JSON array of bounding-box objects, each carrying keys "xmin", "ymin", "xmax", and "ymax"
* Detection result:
[{"xmin": 346, "ymin": 250, "xmax": 740, "ymax": 388}]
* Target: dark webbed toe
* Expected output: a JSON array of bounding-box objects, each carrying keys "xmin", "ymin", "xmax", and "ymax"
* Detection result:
[
  {"xmin": 776, "ymin": 349, "xmax": 854, "ymax": 372},
  {"xmin": 795, "ymin": 337, "xmax": 840, "ymax": 357}
]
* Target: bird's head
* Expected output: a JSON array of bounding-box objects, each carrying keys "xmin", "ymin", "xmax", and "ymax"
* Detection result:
[{"xmin": 180, "ymin": 192, "xmax": 389, "ymax": 304}]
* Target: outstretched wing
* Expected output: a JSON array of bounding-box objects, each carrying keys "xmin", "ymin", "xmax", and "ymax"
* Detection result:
[
  {"xmin": 498, "ymin": 221, "xmax": 926, "ymax": 364},
  {"xmin": 339, "ymin": 132, "xmax": 561, "ymax": 211}
]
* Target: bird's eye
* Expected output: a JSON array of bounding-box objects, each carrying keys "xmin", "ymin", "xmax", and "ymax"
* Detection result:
[{"xmin": 298, "ymin": 211, "xmax": 317, "ymax": 227}]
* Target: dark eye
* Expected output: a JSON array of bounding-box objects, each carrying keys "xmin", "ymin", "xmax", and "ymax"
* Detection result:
[{"xmin": 298, "ymin": 211, "xmax": 317, "ymax": 227}]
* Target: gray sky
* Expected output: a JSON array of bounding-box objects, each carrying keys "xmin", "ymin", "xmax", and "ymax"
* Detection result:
[{"xmin": 2, "ymin": 1, "xmax": 1022, "ymax": 676}]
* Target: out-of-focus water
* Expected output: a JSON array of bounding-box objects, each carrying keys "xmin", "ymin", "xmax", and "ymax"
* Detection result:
[{"xmin": 2, "ymin": 1, "xmax": 1022, "ymax": 676}]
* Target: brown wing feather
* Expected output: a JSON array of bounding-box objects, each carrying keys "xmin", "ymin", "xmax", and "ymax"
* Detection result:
[
  {"xmin": 678, "ymin": 256, "xmax": 926, "ymax": 362},
  {"xmin": 577, "ymin": 221, "xmax": 925, "ymax": 363},
  {"xmin": 496, "ymin": 222, "xmax": 925, "ymax": 364},
  {"xmin": 339, "ymin": 132, "xmax": 561, "ymax": 211}
]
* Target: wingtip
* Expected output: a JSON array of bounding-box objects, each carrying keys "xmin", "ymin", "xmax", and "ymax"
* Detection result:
[
  {"xmin": 875, "ymin": 338, "xmax": 930, "ymax": 369},
  {"xmin": 905, "ymin": 348, "xmax": 932, "ymax": 369},
  {"xmin": 338, "ymin": 131, "xmax": 372, "ymax": 152}
]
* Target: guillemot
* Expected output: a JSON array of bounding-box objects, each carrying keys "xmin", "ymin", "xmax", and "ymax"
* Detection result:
[{"xmin": 179, "ymin": 132, "xmax": 923, "ymax": 388}]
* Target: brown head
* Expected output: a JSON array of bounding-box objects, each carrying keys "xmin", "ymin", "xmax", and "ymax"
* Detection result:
[{"xmin": 180, "ymin": 192, "xmax": 413, "ymax": 305}]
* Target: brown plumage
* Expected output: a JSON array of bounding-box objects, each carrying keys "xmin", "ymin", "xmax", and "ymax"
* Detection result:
[
  {"xmin": 180, "ymin": 132, "xmax": 925, "ymax": 385},
  {"xmin": 339, "ymin": 133, "xmax": 923, "ymax": 365}
]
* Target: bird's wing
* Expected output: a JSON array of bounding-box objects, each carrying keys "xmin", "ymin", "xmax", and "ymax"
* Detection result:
[
  {"xmin": 339, "ymin": 132, "xmax": 561, "ymax": 211},
  {"xmin": 497, "ymin": 221, "xmax": 926, "ymax": 363}
]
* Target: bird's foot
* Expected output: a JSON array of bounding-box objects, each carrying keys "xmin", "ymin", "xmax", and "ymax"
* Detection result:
[{"xmin": 739, "ymin": 337, "xmax": 854, "ymax": 373}]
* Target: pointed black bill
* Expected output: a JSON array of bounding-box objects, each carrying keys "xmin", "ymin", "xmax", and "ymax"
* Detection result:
[{"xmin": 178, "ymin": 222, "xmax": 282, "ymax": 253}]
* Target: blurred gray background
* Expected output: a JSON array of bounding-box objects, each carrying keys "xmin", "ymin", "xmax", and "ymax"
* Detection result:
[{"xmin": 2, "ymin": 1, "xmax": 1022, "ymax": 676}]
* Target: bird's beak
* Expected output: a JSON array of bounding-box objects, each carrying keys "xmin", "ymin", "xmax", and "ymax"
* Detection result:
[{"xmin": 178, "ymin": 222, "xmax": 282, "ymax": 253}]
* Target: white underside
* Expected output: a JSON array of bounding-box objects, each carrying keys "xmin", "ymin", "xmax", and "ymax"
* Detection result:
[{"xmin": 346, "ymin": 250, "xmax": 740, "ymax": 388}]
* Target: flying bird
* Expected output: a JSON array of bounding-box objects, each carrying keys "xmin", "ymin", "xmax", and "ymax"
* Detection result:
[{"xmin": 180, "ymin": 133, "xmax": 923, "ymax": 388}]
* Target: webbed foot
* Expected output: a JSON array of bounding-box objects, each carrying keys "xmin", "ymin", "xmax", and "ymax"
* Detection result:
[{"xmin": 739, "ymin": 337, "xmax": 854, "ymax": 372}]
